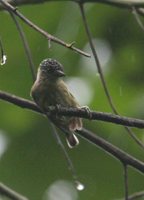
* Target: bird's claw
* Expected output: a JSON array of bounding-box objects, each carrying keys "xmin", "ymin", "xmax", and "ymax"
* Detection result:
[
  {"xmin": 46, "ymin": 106, "xmax": 55, "ymax": 117},
  {"xmin": 80, "ymin": 106, "xmax": 92, "ymax": 119},
  {"xmin": 55, "ymin": 104, "xmax": 61, "ymax": 111},
  {"xmin": 46, "ymin": 105, "xmax": 61, "ymax": 118}
]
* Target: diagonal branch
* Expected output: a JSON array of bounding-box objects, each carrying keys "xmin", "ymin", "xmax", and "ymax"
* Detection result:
[
  {"xmin": 0, "ymin": 90, "xmax": 42, "ymax": 113},
  {"xmin": 128, "ymin": 190, "xmax": 144, "ymax": 200},
  {"xmin": 123, "ymin": 164, "xmax": 129, "ymax": 200},
  {"xmin": 77, "ymin": 128, "xmax": 144, "ymax": 173},
  {"xmin": 0, "ymin": 90, "xmax": 144, "ymax": 173},
  {"xmin": 49, "ymin": 122, "xmax": 80, "ymax": 184},
  {"xmin": 0, "ymin": 182, "xmax": 28, "ymax": 200},
  {"xmin": 0, "ymin": 0, "xmax": 90, "ymax": 58},
  {"xmin": 9, "ymin": 12, "xmax": 36, "ymax": 81}
]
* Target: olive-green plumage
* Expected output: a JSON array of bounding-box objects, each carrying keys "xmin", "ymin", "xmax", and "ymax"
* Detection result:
[{"xmin": 31, "ymin": 58, "xmax": 82, "ymax": 148}]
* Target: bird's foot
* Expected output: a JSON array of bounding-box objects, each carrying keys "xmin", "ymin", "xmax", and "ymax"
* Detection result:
[
  {"xmin": 55, "ymin": 104, "xmax": 61, "ymax": 111},
  {"xmin": 80, "ymin": 106, "xmax": 92, "ymax": 119},
  {"xmin": 46, "ymin": 105, "xmax": 62, "ymax": 118},
  {"xmin": 46, "ymin": 106, "xmax": 55, "ymax": 117}
]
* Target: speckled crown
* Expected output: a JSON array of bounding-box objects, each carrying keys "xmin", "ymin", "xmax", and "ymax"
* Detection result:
[{"xmin": 39, "ymin": 58, "xmax": 64, "ymax": 73}]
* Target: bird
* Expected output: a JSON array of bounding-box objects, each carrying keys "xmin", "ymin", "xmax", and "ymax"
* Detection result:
[{"xmin": 30, "ymin": 58, "xmax": 83, "ymax": 148}]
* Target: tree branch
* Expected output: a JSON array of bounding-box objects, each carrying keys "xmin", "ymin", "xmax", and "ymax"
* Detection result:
[
  {"xmin": 128, "ymin": 190, "xmax": 144, "ymax": 200},
  {"xmin": 86, "ymin": 0, "xmax": 144, "ymax": 8},
  {"xmin": 1, "ymin": 90, "xmax": 144, "ymax": 128},
  {"xmin": 77, "ymin": 129, "xmax": 144, "ymax": 173},
  {"xmin": 123, "ymin": 164, "xmax": 129, "ymax": 200},
  {"xmin": 9, "ymin": 12, "xmax": 36, "ymax": 81},
  {"xmin": 0, "ymin": 90, "xmax": 42, "ymax": 113},
  {"xmin": 1, "ymin": 0, "xmax": 144, "ymax": 10},
  {"xmin": 0, "ymin": 182, "xmax": 28, "ymax": 200},
  {"xmin": 0, "ymin": 90, "xmax": 144, "ymax": 173},
  {"xmin": 51, "ymin": 107, "xmax": 144, "ymax": 129},
  {"xmin": 0, "ymin": 0, "xmax": 90, "ymax": 58},
  {"xmin": 79, "ymin": 2, "xmax": 144, "ymax": 150}
]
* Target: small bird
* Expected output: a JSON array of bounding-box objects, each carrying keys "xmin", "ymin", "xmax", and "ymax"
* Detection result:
[{"xmin": 31, "ymin": 58, "xmax": 83, "ymax": 148}]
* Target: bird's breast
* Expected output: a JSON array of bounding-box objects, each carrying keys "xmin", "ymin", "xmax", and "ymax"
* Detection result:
[{"xmin": 31, "ymin": 79, "xmax": 79, "ymax": 111}]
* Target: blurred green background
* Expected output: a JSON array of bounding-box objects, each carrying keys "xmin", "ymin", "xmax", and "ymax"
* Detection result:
[{"xmin": 0, "ymin": 1, "xmax": 144, "ymax": 200}]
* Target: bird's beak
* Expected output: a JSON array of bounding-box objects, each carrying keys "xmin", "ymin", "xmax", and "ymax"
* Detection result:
[{"xmin": 55, "ymin": 70, "xmax": 65, "ymax": 77}]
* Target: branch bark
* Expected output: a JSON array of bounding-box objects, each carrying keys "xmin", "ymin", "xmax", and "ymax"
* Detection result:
[
  {"xmin": 128, "ymin": 190, "xmax": 144, "ymax": 200},
  {"xmin": 0, "ymin": 182, "xmax": 28, "ymax": 200},
  {"xmin": 0, "ymin": 0, "xmax": 90, "ymax": 58},
  {"xmin": 77, "ymin": 129, "xmax": 144, "ymax": 173},
  {"xmin": 0, "ymin": 90, "xmax": 144, "ymax": 173},
  {"xmin": 1, "ymin": 90, "xmax": 144, "ymax": 128},
  {"xmin": 1, "ymin": 0, "xmax": 144, "ymax": 10}
]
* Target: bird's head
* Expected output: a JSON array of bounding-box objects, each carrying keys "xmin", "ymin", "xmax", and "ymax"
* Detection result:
[{"xmin": 39, "ymin": 58, "xmax": 65, "ymax": 79}]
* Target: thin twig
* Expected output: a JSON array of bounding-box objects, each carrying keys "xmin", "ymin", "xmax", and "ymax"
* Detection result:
[
  {"xmin": 79, "ymin": 2, "xmax": 144, "ymax": 150},
  {"xmin": 79, "ymin": 3, "xmax": 116, "ymax": 112},
  {"xmin": 0, "ymin": 37, "xmax": 4, "ymax": 61},
  {"xmin": 49, "ymin": 122, "xmax": 79, "ymax": 184},
  {"xmin": 0, "ymin": 182, "xmax": 28, "ymax": 200},
  {"xmin": 126, "ymin": 128, "xmax": 144, "ymax": 149},
  {"xmin": 0, "ymin": 91, "xmax": 144, "ymax": 173},
  {"xmin": 9, "ymin": 12, "xmax": 36, "ymax": 81},
  {"xmin": 123, "ymin": 164, "xmax": 129, "ymax": 200},
  {"xmin": 0, "ymin": 0, "xmax": 90, "ymax": 58},
  {"xmin": 128, "ymin": 190, "xmax": 144, "ymax": 200},
  {"xmin": 1, "ymin": 90, "xmax": 144, "ymax": 128}
]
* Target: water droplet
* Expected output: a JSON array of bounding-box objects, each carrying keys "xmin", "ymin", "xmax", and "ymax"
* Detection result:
[
  {"xmin": 75, "ymin": 181, "xmax": 85, "ymax": 191},
  {"xmin": 44, "ymin": 180, "xmax": 78, "ymax": 200},
  {"xmin": 1, "ymin": 55, "xmax": 7, "ymax": 65}
]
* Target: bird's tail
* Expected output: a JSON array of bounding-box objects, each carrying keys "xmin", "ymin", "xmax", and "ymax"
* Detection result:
[
  {"xmin": 66, "ymin": 132, "xmax": 79, "ymax": 148},
  {"xmin": 68, "ymin": 117, "xmax": 83, "ymax": 131},
  {"xmin": 58, "ymin": 126, "xmax": 79, "ymax": 148},
  {"xmin": 64, "ymin": 117, "xmax": 83, "ymax": 148},
  {"xmin": 50, "ymin": 116, "xmax": 82, "ymax": 148}
]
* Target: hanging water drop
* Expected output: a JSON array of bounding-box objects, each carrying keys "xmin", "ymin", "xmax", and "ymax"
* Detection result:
[
  {"xmin": 1, "ymin": 55, "xmax": 7, "ymax": 65},
  {"xmin": 75, "ymin": 181, "xmax": 85, "ymax": 191}
]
